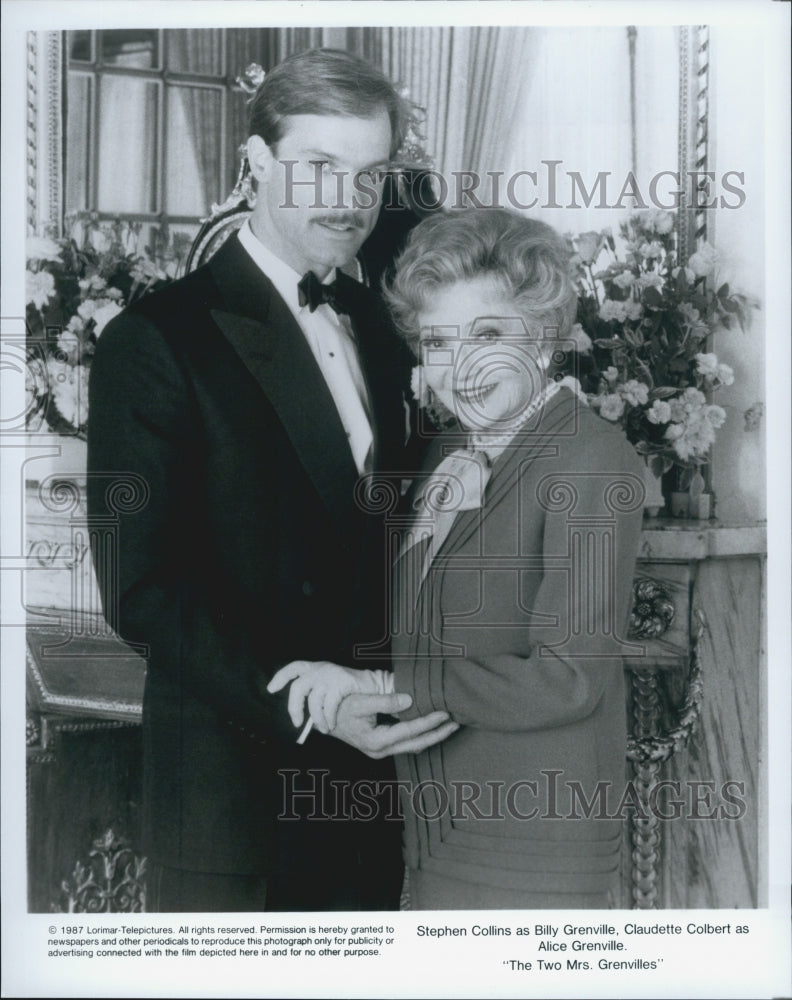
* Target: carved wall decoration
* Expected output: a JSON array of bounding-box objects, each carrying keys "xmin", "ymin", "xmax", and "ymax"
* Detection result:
[
  {"xmin": 52, "ymin": 829, "xmax": 146, "ymax": 913},
  {"xmin": 628, "ymin": 578, "xmax": 676, "ymax": 640}
]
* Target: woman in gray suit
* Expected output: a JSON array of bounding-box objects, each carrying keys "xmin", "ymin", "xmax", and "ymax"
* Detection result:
[{"xmin": 271, "ymin": 209, "xmax": 645, "ymax": 909}]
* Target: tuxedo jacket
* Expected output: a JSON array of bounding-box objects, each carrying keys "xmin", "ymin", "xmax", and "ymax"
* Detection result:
[{"xmin": 87, "ymin": 234, "xmax": 414, "ymax": 875}]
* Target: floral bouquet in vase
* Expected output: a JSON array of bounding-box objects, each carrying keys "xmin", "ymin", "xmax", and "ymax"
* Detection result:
[
  {"xmin": 569, "ymin": 210, "xmax": 757, "ymax": 517},
  {"xmin": 25, "ymin": 214, "xmax": 190, "ymax": 438}
]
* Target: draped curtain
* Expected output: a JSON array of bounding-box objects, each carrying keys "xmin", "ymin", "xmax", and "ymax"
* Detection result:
[
  {"xmin": 168, "ymin": 32, "xmax": 223, "ymax": 213},
  {"xmin": 346, "ymin": 26, "xmax": 536, "ymax": 179},
  {"xmin": 95, "ymin": 48, "xmax": 157, "ymax": 215},
  {"xmin": 265, "ymin": 26, "xmax": 536, "ymax": 181}
]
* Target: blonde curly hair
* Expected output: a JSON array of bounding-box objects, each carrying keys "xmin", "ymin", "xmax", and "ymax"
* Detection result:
[{"xmin": 384, "ymin": 208, "xmax": 578, "ymax": 354}]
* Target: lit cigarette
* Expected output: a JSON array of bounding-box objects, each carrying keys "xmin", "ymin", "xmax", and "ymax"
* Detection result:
[{"xmin": 297, "ymin": 718, "xmax": 313, "ymax": 745}]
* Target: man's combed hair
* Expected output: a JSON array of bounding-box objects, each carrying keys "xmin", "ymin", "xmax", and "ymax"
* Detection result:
[
  {"xmin": 384, "ymin": 208, "xmax": 579, "ymax": 353},
  {"xmin": 248, "ymin": 48, "xmax": 410, "ymax": 158}
]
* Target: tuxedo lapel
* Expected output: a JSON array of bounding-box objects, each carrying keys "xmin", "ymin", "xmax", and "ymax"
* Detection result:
[{"xmin": 207, "ymin": 237, "xmax": 362, "ymax": 537}]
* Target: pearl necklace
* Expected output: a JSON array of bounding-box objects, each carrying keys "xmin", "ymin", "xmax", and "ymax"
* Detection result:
[{"xmin": 468, "ymin": 379, "xmax": 564, "ymax": 460}]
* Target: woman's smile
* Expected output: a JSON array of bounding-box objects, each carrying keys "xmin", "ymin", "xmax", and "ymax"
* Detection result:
[{"xmin": 454, "ymin": 381, "xmax": 498, "ymax": 405}]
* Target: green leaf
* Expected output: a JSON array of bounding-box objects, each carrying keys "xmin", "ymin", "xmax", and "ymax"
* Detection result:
[
  {"xmin": 717, "ymin": 282, "xmax": 730, "ymax": 298},
  {"xmin": 623, "ymin": 328, "xmax": 641, "ymax": 347},
  {"xmin": 594, "ymin": 338, "xmax": 624, "ymax": 349},
  {"xmin": 650, "ymin": 386, "xmax": 678, "ymax": 399}
]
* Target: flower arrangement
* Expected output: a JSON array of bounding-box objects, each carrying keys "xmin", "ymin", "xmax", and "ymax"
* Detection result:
[
  {"xmin": 569, "ymin": 210, "xmax": 757, "ymax": 487},
  {"xmin": 25, "ymin": 215, "xmax": 190, "ymax": 437}
]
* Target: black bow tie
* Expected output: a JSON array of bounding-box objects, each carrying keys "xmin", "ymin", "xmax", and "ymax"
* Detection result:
[{"xmin": 297, "ymin": 270, "xmax": 349, "ymax": 315}]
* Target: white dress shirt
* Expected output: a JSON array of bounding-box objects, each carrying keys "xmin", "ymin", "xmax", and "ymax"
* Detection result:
[{"xmin": 237, "ymin": 221, "xmax": 374, "ymax": 475}]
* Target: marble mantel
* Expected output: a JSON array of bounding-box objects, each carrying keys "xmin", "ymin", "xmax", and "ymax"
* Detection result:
[{"xmin": 638, "ymin": 519, "xmax": 767, "ymax": 561}]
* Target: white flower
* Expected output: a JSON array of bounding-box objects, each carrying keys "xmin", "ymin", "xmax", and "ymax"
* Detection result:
[
  {"xmin": 603, "ymin": 366, "xmax": 619, "ymax": 383},
  {"xmin": 664, "ymin": 408, "xmax": 717, "ymax": 461},
  {"xmin": 575, "ymin": 231, "xmax": 603, "ymax": 265},
  {"xmin": 650, "ymin": 210, "xmax": 675, "ymax": 235},
  {"xmin": 599, "ymin": 299, "xmax": 626, "ymax": 323},
  {"xmin": 664, "ymin": 422, "xmax": 684, "ymax": 442},
  {"xmin": 612, "ymin": 270, "xmax": 636, "ymax": 291},
  {"xmin": 619, "ymin": 380, "xmax": 650, "ymax": 406},
  {"xmin": 79, "ymin": 274, "xmax": 108, "ymax": 295},
  {"xmin": 705, "ymin": 404, "xmax": 727, "ymax": 429},
  {"xmin": 681, "ymin": 386, "xmax": 706, "ymax": 409},
  {"xmin": 46, "ymin": 356, "xmax": 90, "ymax": 428},
  {"xmin": 26, "ymin": 269, "xmax": 55, "ymax": 310},
  {"xmin": 695, "ymin": 352, "xmax": 719, "ymax": 378},
  {"xmin": 636, "ymin": 273, "xmax": 664, "ymax": 290},
  {"xmin": 687, "ymin": 241, "xmax": 718, "ymax": 278},
  {"xmin": 569, "ymin": 323, "xmax": 592, "ymax": 355},
  {"xmin": 78, "ymin": 299, "xmax": 97, "ymax": 321},
  {"xmin": 624, "ymin": 300, "xmax": 644, "ymax": 322},
  {"xmin": 89, "ymin": 228, "xmax": 112, "ymax": 254},
  {"xmin": 57, "ymin": 330, "xmax": 85, "ymax": 364},
  {"xmin": 131, "ymin": 259, "xmax": 168, "ymax": 284},
  {"xmin": 669, "ymin": 387, "xmax": 706, "ymax": 423},
  {"xmin": 669, "ymin": 399, "xmax": 686, "ymax": 422},
  {"xmin": 91, "ymin": 300, "xmax": 124, "ymax": 337},
  {"xmin": 27, "ymin": 235, "xmax": 62, "ymax": 264},
  {"xmin": 105, "ymin": 286, "xmax": 124, "ymax": 300},
  {"xmin": 639, "ymin": 241, "xmax": 664, "ymax": 260},
  {"xmin": 599, "ymin": 393, "xmax": 625, "ymax": 422},
  {"xmin": 647, "ymin": 399, "xmax": 672, "ymax": 424},
  {"xmin": 692, "ymin": 353, "xmax": 735, "ymax": 390}
]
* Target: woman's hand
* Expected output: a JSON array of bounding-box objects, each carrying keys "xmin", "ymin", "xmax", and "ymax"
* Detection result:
[{"xmin": 267, "ymin": 660, "xmax": 389, "ymax": 734}]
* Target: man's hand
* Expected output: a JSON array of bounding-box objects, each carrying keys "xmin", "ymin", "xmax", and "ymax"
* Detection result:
[
  {"xmin": 331, "ymin": 692, "xmax": 459, "ymax": 759},
  {"xmin": 267, "ymin": 659, "xmax": 387, "ymax": 733}
]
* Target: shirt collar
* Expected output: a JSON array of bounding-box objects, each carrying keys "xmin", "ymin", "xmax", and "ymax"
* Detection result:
[{"xmin": 237, "ymin": 220, "xmax": 336, "ymax": 317}]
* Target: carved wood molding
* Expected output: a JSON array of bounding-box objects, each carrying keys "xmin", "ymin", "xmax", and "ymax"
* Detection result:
[
  {"xmin": 52, "ymin": 828, "xmax": 146, "ymax": 913},
  {"xmin": 626, "ymin": 609, "xmax": 707, "ymax": 908},
  {"xmin": 27, "ymin": 31, "xmax": 64, "ymax": 236},
  {"xmin": 677, "ymin": 25, "xmax": 710, "ymax": 265}
]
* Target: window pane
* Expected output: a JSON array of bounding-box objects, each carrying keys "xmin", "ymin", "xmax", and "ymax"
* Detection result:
[
  {"xmin": 165, "ymin": 29, "xmax": 223, "ymax": 75},
  {"xmin": 100, "ymin": 29, "xmax": 159, "ymax": 69},
  {"xmin": 65, "ymin": 74, "xmax": 91, "ymax": 213},
  {"xmin": 96, "ymin": 77, "xmax": 158, "ymax": 213},
  {"xmin": 165, "ymin": 86, "xmax": 222, "ymax": 216},
  {"xmin": 68, "ymin": 30, "xmax": 92, "ymax": 63},
  {"xmin": 132, "ymin": 222, "xmax": 197, "ymax": 275}
]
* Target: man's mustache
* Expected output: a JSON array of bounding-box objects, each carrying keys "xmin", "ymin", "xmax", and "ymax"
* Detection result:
[{"xmin": 311, "ymin": 213, "xmax": 369, "ymax": 229}]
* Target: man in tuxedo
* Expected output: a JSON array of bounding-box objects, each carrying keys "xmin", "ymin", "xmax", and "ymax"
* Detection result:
[{"xmin": 87, "ymin": 48, "xmax": 455, "ymax": 913}]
